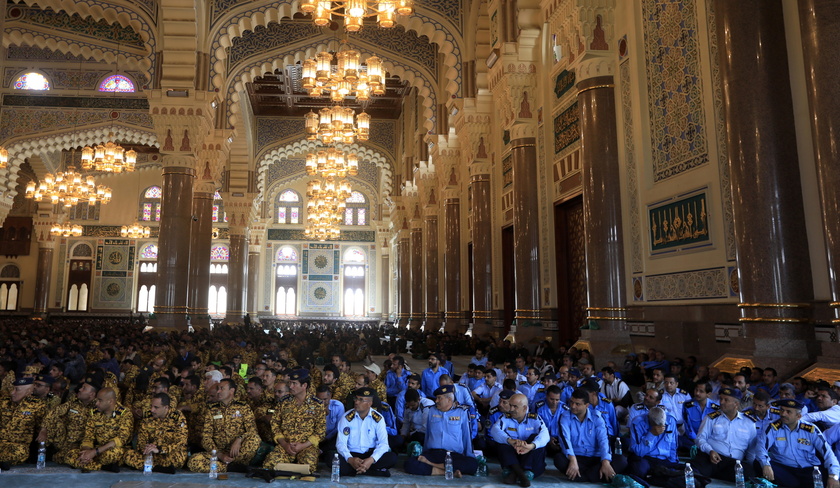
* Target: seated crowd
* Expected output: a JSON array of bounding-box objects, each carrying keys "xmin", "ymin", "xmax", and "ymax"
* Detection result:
[{"xmin": 0, "ymin": 317, "xmax": 839, "ymax": 488}]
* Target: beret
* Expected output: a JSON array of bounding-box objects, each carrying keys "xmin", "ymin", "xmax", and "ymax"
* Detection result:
[
  {"xmin": 719, "ymin": 387, "xmax": 742, "ymax": 400},
  {"xmin": 775, "ymin": 398, "xmax": 804, "ymax": 410}
]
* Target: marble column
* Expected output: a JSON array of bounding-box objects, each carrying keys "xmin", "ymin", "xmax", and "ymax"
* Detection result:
[
  {"xmin": 398, "ymin": 231, "xmax": 411, "ymax": 327},
  {"xmin": 188, "ymin": 190, "xmax": 213, "ymax": 328},
  {"xmin": 715, "ymin": 0, "xmax": 815, "ymax": 375},
  {"xmin": 510, "ymin": 138, "xmax": 542, "ymax": 343},
  {"xmin": 33, "ymin": 245, "xmax": 54, "ymax": 315},
  {"xmin": 247, "ymin": 249, "xmax": 260, "ymax": 317},
  {"xmin": 424, "ymin": 209, "xmax": 441, "ymax": 330},
  {"xmin": 154, "ymin": 164, "xmax": 195, "ymax": 329},
  {"xmin": 224, "ymin": 232, "xmax": 248, "ymax": 324},
  {"xmin": 576, "ymin": 74, "xmax": 629, "ymax": 351},
  {"xmin": 380, "ymin": 254, "xmax": 390, "ymax": 320},
  {"xmin": 443, "ymin": 189, "xmax": 463, "ymax": 332},
  {"xmin": 409, "ymin": 221, "xmax": 424, "ymax": 329},
  {"xmin": 470, "ymin": 164, "xmax": 494, "ymax": 337},
  {"xmin": 798, "ymin": 0, "xmax": 840, "ymax": 325}
]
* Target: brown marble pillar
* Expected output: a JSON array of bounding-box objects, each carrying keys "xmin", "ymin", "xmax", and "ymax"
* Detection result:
[
  {"xmin": 424, "ymin": 211, "xmax": 441, "ymax": 330},
  {"xmin": 409, "ymin": 222, "xmax": 424, "ymax": 329},
  {"xmin": 224, "ymin": 232, "xmax": 248, "ymax": 324},
  {"xmin": 799, "ymin": 0, "xmax": 840, "ymax": 325},
  {"xmin": 247, "ymin": 250, "xmax": 260, "ymax": 317},
  {"xmin": 470, "ymin": 165, "xmax": 493, "ymax": 337},
  {"xmin": 443, "ymin": 190, "xmax": 463, "ymax": 332},
  {"xmin": 510, "ymin": 138, "xmax": 542, "ymax": 343},
  {"xmin": 381, "ymin": 254, "xmax": 390, "ymax": 320},
  {"xmin": 188, "ymin": 190, "xmax": 213, "ymax": 328},
  {"xmin": 33, "ymin": 245, "xmax": 54, "ymax": 315},
  {"xmin": 398, "ymin": 232, "xmax": 411, "ymax": 327},
  {"xmin": 577, "ymin": 76, "xmax": 627, "ymax": 326},
  {"xmin": 715, "ymin": 0, "xmax": 815, "ymax": 374},
  {"xmin": 154, "ymin": 165, "xmax": 195, "ymax": 329}
]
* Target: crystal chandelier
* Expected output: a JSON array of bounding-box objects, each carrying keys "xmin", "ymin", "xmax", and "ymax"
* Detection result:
[
  {"xmin": 121, "ymin": 221, "xmax": 151, "ymax": 239},
  {"xmin": 300, "ymin": 0, "xmax": 413, "ymax": 32},
  {"xmin": 304, "ymin": 106, "xmax": 370, "ymax": 144},
  {"xmin": 25, "ymin": 164, "xmax": 112, "ymax": 207},
  {"xmin": 50, "ymin": 222, "xmax": 83, "ymax": 237},
  {"xmin": 302, "ymin": 49, "xmax": 385, "ymax": 102},
  {"xmin": 81, "ymin": 132, "xmax": 137, "ymax": 173},
  {"xmin": 306, "ymin": 147, "xmax": 359, "ymax": 178},
  {"xmin": 0, "ymin": 146, "xmax": 8, "ymax": 169},
  {"xmin": 305, "ymin": 177, "xmax": 353, "ymax": 241}
]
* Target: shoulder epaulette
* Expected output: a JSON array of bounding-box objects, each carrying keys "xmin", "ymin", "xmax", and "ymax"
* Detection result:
[
  {"xmin": 685, "ymin": 400, "xmax": 696, "ymax": 408},
  {"xmin": 742, "ymin": 407, "xmax": 754, "ymax": 415},
  {"xmin": 603, "ymin": 397, "xmax": 612, "ymax": 403},
  {"xmin": 800, "ymin": 422, "xmax": 815, "ymax": 433},
  {"xmin": 562, "ymin": 403, "xmax": 570, "ymax": 411},
  {"xmin": 114, "ymin": 406, "xmax": 127, "ymax": 415},
  {"xmin": 456, "ymin": 403, "xmax": 470, "ymax": 411},
  {"xmin": 711, "ymin": 403, "xmax": 721, "ymax": 410},
  {"xmin": 535, "ymin": 400, "xmax": 546, "ymax": 409},
  {"xmin": 345, "ymin": 411, "xmax": 356, "ymax": 421},
  {"xmin": 379, "ymin": 403, "xmax": 390, "ymax": 410},
  {"xmin": 743, "ymin": 413, "xmax": 758, "ymax": 422},
  {"xmin": 503, "ymin": 412, "xmax": 512, "ymax": 418},
  {"xmin": 527, "ymin": 412, "xmax": 537, "ymax": 419},
  {"xmin": 232, "ymin": 400, "xmax": 248, "ymax": 407},
  {"xmin": 633, "ymin": 403, "xmax": 647, "ymax": 410},
  {"xmin": 537, "ymin": 388, "xmax": 545, "ymax": 392},
  {"xmin": 770, "ymin": 420, "xmax": 783, "ymax": 430},
  {"xmin": 168, "ymin": 410, "xmax": 182, "ymax": 421},
  {"xmin": 489, "ymin": 406, "xmax": 499, "ymax": 414},
  {"xmin": 518, "ymin": 381, "xmax": 526, "ymax": 385},
  {"xmin": 770, "ymin": 407, "xmax": 781, "ymax": 414},
  {"xmin": 370, "ymin": 410, "xmax": 383, "ymax": 423},
  {"xmin": 708, "ymin": 411, "xmax": 722, "ymax": 419},
  {"xmin": 679, "ymin": 389, "xmax": 688, "ymax": 395}
]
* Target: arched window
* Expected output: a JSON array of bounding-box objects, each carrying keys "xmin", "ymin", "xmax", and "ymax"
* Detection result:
[
  {"xmin": 212, "ymin": 191, "xmax": 228, "ymax": 223},
  {"xmin": 275, "ymin": 245, "xmax": 298, "ymax": 316},
  {"xmin": 342, "ymin": 247, "xmax": 366, "ymax": 317},
  {"xmin": 136, "ymin": 243, "xmax": 157, "ymax": 312},
  {"xmin": 139, "ymin": 186, "xmax": 162, "ymax": 222},
  {"xmin": 98, "ymin": 74, "xmax": 136, "ymax": 93},
  {"xmin": 0, "ymin": 264, "xmax": 21, "ymax": 311},
  {"xmin": 276, "ymin": 189, "xmax": 301, "ymax": 224},
  {"xmin": 67, "ymin": 246, "xmax": 93, "ymax": 311},
  {"xmin": 13, "ymin": 72, "xmax": 50, "ymax": 90},
  {"xmin": 208, "ymin": 285, "xmax": 227, "ymax": 315},
  {"xmin": 139, "ymin": 243, "xmax": 158, "ymax": 260},
  {"xmin": 276, "ymin": 246, "xmax": 298, "ymax": 262},
  {"xmin": 344, "ymin": 191, "xmax": 368, "ymax": 225}
]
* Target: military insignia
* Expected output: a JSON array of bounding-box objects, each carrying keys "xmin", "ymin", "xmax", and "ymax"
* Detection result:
[
  {"xmin": 711, "ymin": 404, "xmax": 721, "ymax": 410},
  {"xmin": 343, "ymin": 427, "xmax": 350, "ymax": 435},
  {"xmin": 777, "ymin": 437, "xmax": 787, "ymax": 441},
  {"xmin": 685, "ymin": 401, "xmax": 695, "ymax": 408},
  {"xmin": 801, "ymin": 423, "xmax": 815, "ymax": 433},
  {"xmin": 213, "ymin": 414, "xmax": 223, "ymax": 419},
  {"xmin": 449, "ymin": 416, "xmax": 461, "ymax": 421},
  {"xmin": 507, "ymin": 427, "xmax": 517, "ymax": 431},
  {"xmin": 709, "ymin": 411, "xmax": 722, "ymax": 419},
  {"xmin": 370, "ymin": 411, "xmax": 383, "ymax": 422},
  {"xmin": 345, "ymin": 411, "xmax": 356, "ymax": 421},
  {"xmin": 798, "ymin": 438, "xmax": 811, "ymax": 445}
]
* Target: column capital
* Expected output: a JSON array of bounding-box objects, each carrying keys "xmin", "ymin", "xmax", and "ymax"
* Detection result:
[
  {"xmin": 469, "ymin": 161, "xmax": 493, "ymax": 178},
  {"xmin": 410, "ymin": 218, "xmax": 423, "ymax": 230},
  {"xmin": 442, "ymin": 187, "xmax": 461, "ymax": 202},
  {"xmin": 571, "ymin": 53, "xmax": 616, "ymax": 84},
  {"xmin": 149, "ymin": 90, "xmax": 216, "ymax": 171},
  {"xmin": 220, "ymin": 192, "xmax": 257, "ymax": 235},
  {"xmin": 424, "ymin": 205, "xmax": 439, "ymax": 218},
  {"xmin": 33, "ymin": 213, "xmax": 58, "ymax": 248}
]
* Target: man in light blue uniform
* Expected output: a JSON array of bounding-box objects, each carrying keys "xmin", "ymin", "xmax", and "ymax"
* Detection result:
[
  {"xmin": 534, "ymin": 385, "xmax": 564, "ymax": 457},
  {"xmin": 554, "ymin": 388, "xmax": 627, "ymax": 483},
  {"xmin": 681, "ymin": 381, "xmax": 719, "ymax": 448},
  {"xmin": 628, "ymin": 388, "xmax": 663, "ymax": 426},
  {"xmin": 517, "ymin": 369, "xmax": 545, "ymax": 405},
  {"xmin": 472, "ymin": 368, "xmax": 501, "ymax": 414},
  {"xmin": 694, "ymin": 387, "xmax": 757, "ymax": 482},
  {"xmin": 384, "ymin": 356, "xmax": 410, "ymax": 406},
  {"xmin": 316, "ymin": 385, "xmax": 345, "ymax": 454},
  {"xmin": 743, "ymin": 389, "xmax": 780, "ymax": 434},
  {"xmin": 802, "ymin": 387, "xmax": 840, "ymax": 431},
  {"xmin": 470, "ymin": 348, "xmax": 488, "ymax": 367},
  {"xmin": 659, "ymin": 373, "xmax": 692, "ymax": 430},
  {"xmin": 399, "ymin": 388, "xmax": 433, "ymax": 444},
  {"xmin": 580, "ymin": 378, "xmax": 620, "ymax": 439},
  {"xmin": 756, "ymin": 398, "xmax": 840, "ymax": 488},
  {"xmin": 395, "ymin": 374, "xmax": 426, "ymax": 421},
  {"xmin": 421, "ymin": 354, "xmax": 446, "ymax": 398},
  {"xmin": 628, "ymin": 406, "xmax": 680, "ymax": 479},
  {"xmin": 335, "ymin": 388, "xmax": 397, "ymax": 477},
  {"xmin": 404, "ymin": 385, "xmax": 477, "ymax": 477},
  {"xmin": 491, "ymin": 393, "xmax": 549, "ymax": 487},
  {"xmin": 484, "ymin": 389, "xmax": 514, "ymax": 456}
]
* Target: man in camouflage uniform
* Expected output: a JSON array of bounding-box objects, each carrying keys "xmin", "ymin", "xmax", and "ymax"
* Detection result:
[
  {"xmin": 364, "ymin": 364, "xmax": 387, "ymax": 404},
  {"xmin": 33, "ymin": 374, "xmax": 61, "ymax": 409},
  {"xmin": 123, "ymin": 392, "xmax": 188, "ymax": 473},
  {"xmin": 177, "ymin": 374, "xmax": 205, "ymax": 451},
  {"xmin": 0, "ymin": 378, "xmax": 48, "ymax": 470},
  {"xmin": 65, "ymin": 387, "xmax": 133, "ymax": 472},
  {"xmin": 133, "ymin": 376, "xmax": 179, "ymax": 422},
  {"xmin": 250, "ymin": 370, "xmax": 325, "ymax": 481},
  {"xmin": 188, "ymin": 378, "xmax": 260, "ymax": 473},
  {"xmin": 246, "ymin": 376, "xmax": 276, "ymax": 443},
  {"xmin": 43, "ymin": 374, "xmax": 101, "ymax": 465}
]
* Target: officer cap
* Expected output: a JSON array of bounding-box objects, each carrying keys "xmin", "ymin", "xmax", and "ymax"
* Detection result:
[
  {"xmin": 13, "ymin": 377, "xmax": 34, "ymax": 386},
  {"xmin": 289, "ymin": 369, "xmax": 310, "ymax": 383},
  {"xmin": 82, "ymin": 373, "xmax": 104, "ymax": 390},
  {"xmin": 719, "ymin": 387, "xmax": 742, "ymax": 400},
  {"xmin": 354, "ymin": 387, "xmax": 375, "ymax": 398},
  {"xmin": 499, "ymin": 389, "xmax": 516, "ymax": 400},
  {"xmin": 434, "ymin": 384, "xmax": 455, "ymax": 396},
  {"xmin": 35, "ymin": 374, "xmax": 55, "ymax": 385},
  {"xmin": 776, "ymin": 398, "xmax": 804, "ymax": 410},
  {"xmin": 568, "ymin": 368, "xmax": 581, "ymax": 378}
]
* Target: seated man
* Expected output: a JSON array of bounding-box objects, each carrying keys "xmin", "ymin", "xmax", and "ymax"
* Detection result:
[
  {"xmin": 316, "ymin": 384, "xmax": 346, "ymax": 454},
  {"xmin": 44, "ymin": 374, "xmax": 101, "ymax": 465},
  {"xmin": 534, "ymin": 385, "xmax": 564, "ymax": 457},
  {"xmin": 628, "ymin": 388, "xmax": 663, "ymax": 426},
  {"xmin": 404, "ymin": 385, "xmax": 478, "ymax": 477},
  {"xmin": 694, "ymin": 387, "xmax": 757, "ymax": 482},
  {"xmin": 491, "ymin": 393, "xmax": 549, "ymax": 487},
  {"xmin": 628, "ymin": 406, "xmax": 679, "ymax": 479},
  {"xmin": 188, "ymin": 378, "xmax": 260, "ymax": 473},
  {"xmin": 756, "ymin": 398, "xmax": 840, "ymax": 488},
  {"xmin": 123, "ymin": 392, "xmax": 188, "ymax": 473},
  {"xmin": 335, "ymin": 387, "xmax": 397, "ymax": 477},
  {"xmin": 802, "ymin": 387, "xmax": 840, "ymax": 430},
  {"xmin": 65, "ymin": 387, "xmax": 133, "ymax": 473},
  {"xmin": 0, "ymin": 378, "xmax": 47, "ymax": 471},
  {"xmin": 555, "ymin": 388, "xmax": 626, "ymax": 483},
  {"xmin": 681, "ymin": 381, "xmax": 719, "ymax": 449},
  {"xmin": 399, "ymin": 388, "xmax": 433, "ymax": 445}
]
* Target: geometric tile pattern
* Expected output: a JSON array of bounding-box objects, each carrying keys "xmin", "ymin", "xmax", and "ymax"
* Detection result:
[
  {"xmin": 642, "ymin": 0, "xmax": 709, "ymax": 182},
  {"xmin": 256, "ymin": 117, "xmax": 396, "ymax": 161},
  {"xmin": 644, "ymin": 266, "xmax": 729, "ymax": 301}
]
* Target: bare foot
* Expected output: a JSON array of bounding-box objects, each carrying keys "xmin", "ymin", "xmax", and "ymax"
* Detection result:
[{"xmin": 455, "ymin": 470, "xmax": 462, "ymax": 478}]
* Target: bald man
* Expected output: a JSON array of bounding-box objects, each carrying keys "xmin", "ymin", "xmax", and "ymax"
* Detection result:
[{"xmin": 65, "ymin": 387, "xmax": 134, "ymax": 472}]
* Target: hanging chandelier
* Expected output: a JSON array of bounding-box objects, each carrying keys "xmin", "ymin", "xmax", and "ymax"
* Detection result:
[
  {"xmin": 80, "ymin": 132, "xmax": 137, "ymax": 173},
  {"xmin": 305, "ymin": 106, "xmax": 370, "ymax": 144},
  {"xmin": 305, "ymin": 176, "xmax": 353, "ymax": 241},
  {"xmin": 50, "ymin": 222, "xmax": 83, "ymax": 238},
  {"xmin": 25, "ymin": 165, "xmax": 112, "ymax": 207},
  {"xmin": 302, "ymin": 49, "xmax": 385, "ymax": 102},
  {"xmin": 306, "ymin": 147, "xmax": 359, "ymax": 178},
  {"xmin": 121, "ymin": 221, "xmax": 151, "ymax": 239},
  {"xmin": 300, "ymin": 0, "xmax": 413, "ymax": 32},
  {"xmin": 0, "ymin": 146, "xmax": 8, "ymax": 169}
]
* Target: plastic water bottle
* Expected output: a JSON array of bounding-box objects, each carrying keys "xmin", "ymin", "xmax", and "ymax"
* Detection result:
[
  {"xmin": 144, "ymin": 453, "xmax": 153, "ymax": 476},
  {"xmin": 331, "ymin": 453, "xmax": 341, "ymax": 482},
  {"xmin": 684, "ymin": 463, "xmax": 695, "ymax": 488},
  {"xmin": 36, "ymin": 441, "xmax": 46, "ymax": 469},
  {"xmin": 476, "ymin": 455, "xmax": 487, "ymax": 476},
  {"xmin": 735, "ymin": 460, "xmax": 745, "ymax": 488},
  {"xmin": 814, "ymin": 466, "xmax": 825, "ymax": 488},
  {"xmin": 614, "ymin": 438, "xmax": 623, "ymax": 456},
  {"xmin": 445, "ymin": 451, "xmax": 453, "ymax": 480},
  {"xmin": 209, "ymin": 449, "xmax": 218, "ymax": 479}
]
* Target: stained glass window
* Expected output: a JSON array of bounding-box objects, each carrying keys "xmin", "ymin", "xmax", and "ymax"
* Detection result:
[
  {"xmin": 210, "ymin": 245, "xmax": 229, "ymax": 261},
  {"xmin": 344, "ymin": 248, "xmax": 365, "ymax": 263},
  {"xmin": 144, "ymin": 186, "xmax": 162, "ymax": 198},
  {"xmin": 276, "ymin": 246, "xmax": 298, "ymax": 262},
  {"xmin": 290, "ymin": 208, "xmax": 299, "ymax": 224},
  {"xmin": 98, "ymin": 74, "xmax": 136, "ymax": 93},
  {"xmin": 279, "ymin": 190, "xmax": 300, "ymax": 202},
  {"xmin": 142, "ymin": 203, "xmax": 152, "ymax": 221},
  {"xmin": 344, "ymin": 191, "xmax": 369, "ymax": 225},
  {"xmin": 358, "ymin": 208, "xmax": 366, "ymax": 225},
  {"xmin": 212, "ymin": 205, "xmax": 219, "ymax": 222},
  {"xmin": 140, "ymin": 244, "xmax": 158, "ymax": 259},
  {"xmin": 346, "ymin": 191, "xmax": 366, "ymax": 203},
  {"xmin": 278, "ymin": 207, "xmax": 287, "ymax": 223},
  {"xmin": 214, "ymin": 191, "xmax": 222, "ymax": 199},
  {"xmin": 275, "ymin": 189, "xmax": 301, "ymax": 224},
  {"xmin": 14, "ymin": 72, "xmax": 50, "ymax": 90},
  {"xmin": 155, "ymin": 205, "xmax": 161, "ymax": 221},
  {"xmin": 345, "ymin": 208, "xmax": 353, "ymax": 225}
]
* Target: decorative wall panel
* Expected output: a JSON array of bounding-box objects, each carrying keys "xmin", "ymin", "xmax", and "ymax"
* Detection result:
[
  {"xmin": 93, "ymin": 239, "xmax": 135, "ymax": 309},
  {"xmin": 643, "ymin": 267, "xmax": 728, "ymax": 301}
]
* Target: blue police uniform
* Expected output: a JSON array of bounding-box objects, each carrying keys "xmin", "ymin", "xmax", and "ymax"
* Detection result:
[
  {"xmin": 660, "ymin": 389, "xmax": 692, "ymax": 426},
  {"xmin": 335, "ymin": 391, "xmax": 398, "ymax": 477},
  {"xmin": 404, "ymin": 401, "xmax": 478, "ymax": 476},
  {"xmin": 517, "ymin": 381, "xmax": 545, "ymax": 405},
  {"xmin": 757, "ymin": 419, "xmax": 840, "ymax": 487},
  {"xmin": 473, "ymin": 381, "xmax": 502, "ymax": 402},
  {"xmin": 743, "ymin": 405, "xmax": 781, "ymax": 435},
  {"xmin": 385, "ymin": 370, "xmax": 411, "ymax": 399},
  {"xmin": 693, "ymin": 409, "xmax": 758, "ymax": 481},
  {"xmin": 421, "ymin": 368, "xmax": 445, "ymax": 398},
  {"xmin": 320, "ymin": 398, "xmax": 346, "ymax": 453},
  {"xmin": 400, "ymin": 397, "xmax": 433, "ymax": 443},
  {"xmin": 375, "ymin": 402, "xmax": 403, "ymax": 450},
  {"xmin": 628, "ymin": 402, "xmax": 658, "ymax": 426},
  {"xmin": 535, "ymin": 400, "xmax": 564, "ymax": 442},
  {"xmin": 591, "ymin": 394, "xmax": 620, "ymax": 438},
  {"xmin": 555, "ymin": 408, "xmax": 628, "ymax": 482},
  {"xmin": 681, "ymin": 399, "xmax": 720, "ymax": 448},
  {"xmin": 628, "ymin": 410, "xmax": 680, "ymax": 479},
  {"xmin": 453, "ymin": 383, "xmax": 475, "ymax": 408},
  {"xmin": 491, "ymin": 411, "xmax": 550, "ymax": 477},
  {"xmin": 395, "ymin": 388, "xmax": 427, "ymax": 421}
]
